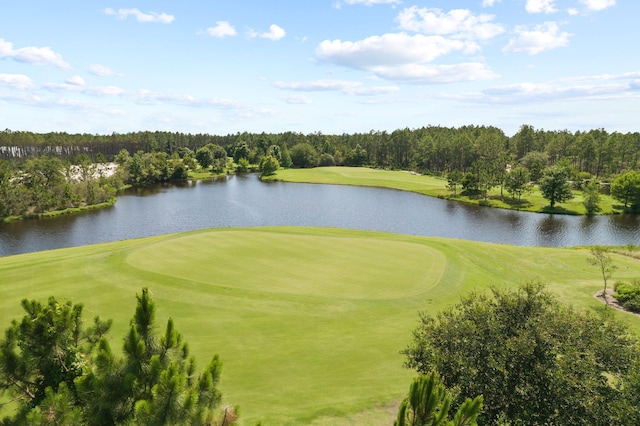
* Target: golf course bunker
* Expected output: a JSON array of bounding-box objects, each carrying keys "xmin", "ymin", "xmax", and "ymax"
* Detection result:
[{"xmin": 126, "ymin": 228, "xmax": 446, "ymax": 300}]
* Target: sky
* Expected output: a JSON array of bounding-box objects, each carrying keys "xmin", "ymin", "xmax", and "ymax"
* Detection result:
[{"xmin": 0, "ymin": 0, "xmax": 638, "ymax": 137}]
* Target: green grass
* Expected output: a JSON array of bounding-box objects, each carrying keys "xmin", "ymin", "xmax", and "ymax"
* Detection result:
[
  {"xmin": 1, "ymin": 227, "xmax": 640, "ymax": 425},
  {"xmin": 267, "ymin": 167, "xmax": 624, "ymax": 215}
]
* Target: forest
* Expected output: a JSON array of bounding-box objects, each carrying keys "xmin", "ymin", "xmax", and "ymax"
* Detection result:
[
  {"xmin": 1, "ymin": 125, "xmax": 639, "ymax": 178},
  {"xmin": 1, "ymin": 124, "xmax": 640, "ymax": 219}
]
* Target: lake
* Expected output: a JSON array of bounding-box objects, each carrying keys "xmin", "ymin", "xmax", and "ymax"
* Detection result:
[{"xmin": 1, "ymin": 173, "xmax": 639, "ymax": 257}]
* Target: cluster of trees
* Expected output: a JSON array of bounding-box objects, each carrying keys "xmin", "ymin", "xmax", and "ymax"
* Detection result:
[
  {"xmin": 0, "ymin": 155, "xmax": 120, "ymax": 218},
  {"xmin": 114, "ymin": 150, "xmax": 191, "ymax": 185},
  {"xmin": 2, "ymin": 126, "xmax": 638, "ymax": 179},
  {"xmin": 402, "ymin": 282, "xmax": 640, "ymax": 425},
  {"xmin": 0, "ymin": 288, "xmax": 236, "ymax": 425},
  {"xmin": 2, "ymin": 125, "xmax": 640, "ymax": 213}
]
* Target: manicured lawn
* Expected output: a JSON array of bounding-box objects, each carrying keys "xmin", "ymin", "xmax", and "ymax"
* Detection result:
[
  {"xmin": 268, "ymin": 167, "xmax": 624, "ymax": 215},
  {"xmin": 1, "ymin": 227, "xmax": 639, "ymax": 424}
]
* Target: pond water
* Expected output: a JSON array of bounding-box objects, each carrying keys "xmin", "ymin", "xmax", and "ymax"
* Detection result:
[{"xmin": 1, "ymin": 173, "xmax": 639, "ymax": 257}]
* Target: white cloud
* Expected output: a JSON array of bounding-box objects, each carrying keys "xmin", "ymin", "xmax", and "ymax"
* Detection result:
[
  {"xmin": 260, "ymin": 24, "xmax": 286, "ymax": 41},
  {"xmin": 0, "ymin": 73, "xmax": 34, "ymax": 90},
  {"xmin": 502, "ymin": 22, "xmax": 571, "ymax": 54},
  {"xmin": 274, "ymin": 79, "xmax": 399, "ymax": 96},
  {"xmin": 526, "ymin": 0, "xmax": 557, "ymax": 14},
  {"xmin": 370, "ymin": 62, "xmax": 498, "ymax": 83},
  {"xmin": 482, "ymin": 0, "xmax": 500, "ymax": 6},
  {"xmin": 43, "ymin": 82, "xmax": 127, "ymax": 97},
  {"xmin": 315, "ymin": 31, "xmax": 499, "ymax": 83},
  {"xmin": 0, "ymin": 38, "xmax": 70, "ymax": 69},
  {"xmin": 40, "ymin": 81, "xmax": 269, "ymax": 119},
  {"xmin": 567, "ymin": 8, "xmax": 580, "ymax": 15},
  {"xmin": 334, "ymin": 0, "xmax": 401, "ymax": 8},
  {"xmin": 562, "ymin": 71, "xmax": 640, "ymax": 82},
  {"xmin": 281, "ymin": 94, "xmax": 312, "ymax": 104},
  {"xmin": 482, "ymin": 82, "xmax": 630, "ymax": 102},
  {"xmin": 65, "ymin": 75, "xmax": 86, "ymax": 86},
  {"xmin": 316, "ymin": 33, "xmax": 478, "ymax": 69},
  {"xmin": 396, "ymin": 7, "xmax": 504, "ymax": 40},
  {"xmin": 88, "ymin": 64, "xmax": 121, "ymax": 77},
  {"xmin": 578, "ymin": 0, "xmax": 615, "ymax": 11},
  {"xmin": 345, "ymin": 0, "xmax": 401, "ymax": 4},
  {"xmin": 454, "ymin": 71, "xmax": 640, "ymax": 104},
  {"xmin": 206, "ymin": 21, "xmax": 237, "ymax": 38},
  {"xmin": 0, "ymin": 93, "xmax": 43, "ymax": 105},
  {"xmin": 104, "ymin": 8, "xmax": 175, "ymax": 24}
]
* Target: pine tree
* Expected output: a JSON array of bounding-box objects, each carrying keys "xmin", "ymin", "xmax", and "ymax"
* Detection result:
[
  {"xmin": 1, "ymin": 288, "xmax": 234, "ymax": 425},
  {"xmin": 395, "ymin": 372, "xmax": 482, "ymax": 426}
]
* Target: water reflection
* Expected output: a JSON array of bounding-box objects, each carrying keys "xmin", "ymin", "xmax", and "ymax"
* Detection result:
[{"xmin": 1, "ymin": 173, "xmax": 639, "ymax": 257}]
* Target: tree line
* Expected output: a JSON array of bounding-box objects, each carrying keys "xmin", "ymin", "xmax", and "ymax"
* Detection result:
[
  {"xmin": 2, "ymin": 125, "xmax": 638, "ymax": 178},
  {"xmin": 3, "ymin": 125, "xmax": 640, "ymax": 217}
]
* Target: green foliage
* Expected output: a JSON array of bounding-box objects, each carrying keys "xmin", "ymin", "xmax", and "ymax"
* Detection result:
[
  {"xmin": 0, "ymin": 289, "xmax": 233, "ymax": 425},
  {"xmin": 505, "ymin": 167, "xmax": 531, "ymax": 202},
  {"xmin": 233, "ymin": 142, "xmax": 250, "ymax": 163},
  {"xmin": 345, "ymin": 144, "xmax": 367, "ymax": 166},
  {"xmin": 402, "ymin": 282, "xmax": 640, "ymax": 425},
  {"xmin": 114, "ymin": 149, "xmax": 131, "ymax": 165},
  {"xmin": 289, "ymin": 143, "xmax": 318, "ymax": 168},
  {"xmin": 279, "ymin": 144, "xmax": 292, "ymax": 168},
  {"xmin": 0, "ymin": 297, "xmax": 109, "ymax": 420},
  {"xmin": 195, "ymin": 146, "xmax": 214, "ymax": 169},
  {"xmin": 267, "ymin": 145, "xmax": 281, "ymax": 161},
  {"xmin": 587, "ymin": 246, "xmax": 617, "ymax": 304},
  {"xmin": 518, "ymin": 151, "xmax": 548, "ymax": 181},
  {"xmin": 124, "ymin": 151, "xmax": 190, "ymax": 184},
  {"xmin": 461, "ymin": 172, "xmax": 479, "ymax": 195},
  {"xmin": 318, "ymin": 152, "xmax": 336, "ymax": 167},
  {"xmin": 611, "ymin": 170, "xmax": 640, "ymax": 210},
  {"xmin": 539, "ymin": 165, "xmax": 574, "ymax": 208},
  {"xmin": 613, "ymin": 280, "xmax": 640, "ymax": 312},
  {"xmin": 236, "ymin": 157, "xmax": 250, "ymax": 173},
  {"xmin": 395, "ymin": 372, "xmax": 482, "ymax": 426},
  {"xmin": 583, "ymin": 181, "xmax": 601, "ymax": 215},
  {"xmin": 259, "ymin": 155, "xmax": 279, "ymax": 177},
  {"xmin": 1, "ymin": 125, "xmax": 639, "ymax": 181},
  {"xmin": 209, "ymin": 144, "xmax": 228, "ymax": 160},
  {"xmin": 446, "ymin": 170, "xmax": 463, "ymax": 196}
]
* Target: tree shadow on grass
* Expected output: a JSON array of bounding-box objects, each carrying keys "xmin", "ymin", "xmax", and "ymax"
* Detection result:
[
  {"xmin": 540, "ymin": 205, "xmax": 577, "ymax": 215},
  {"xmin": 500, "ymin": 197, "xmax": 533, "ymax": 210}
]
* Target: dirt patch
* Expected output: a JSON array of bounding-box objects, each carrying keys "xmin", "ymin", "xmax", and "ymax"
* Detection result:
[{"xmin": 594, "ymin": 289, "xmax": 640, "ymax": 317}]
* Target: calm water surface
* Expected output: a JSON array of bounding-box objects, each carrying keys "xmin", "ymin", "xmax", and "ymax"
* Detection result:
[{"xmin": 1, "ymin": 173, "xmax": 639, "ymax": 257}]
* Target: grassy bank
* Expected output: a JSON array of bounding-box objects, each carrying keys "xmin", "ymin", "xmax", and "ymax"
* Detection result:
[
  {"xmin": 266, "ymin": 167, "xmax": 624, "ymax": 215},
  {"xmin": 1, "ymin": 227, "xmax": 639, "ymax": 424}
]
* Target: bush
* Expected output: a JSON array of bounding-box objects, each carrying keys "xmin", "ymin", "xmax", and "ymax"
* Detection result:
[
  {"xmin": 289, "ymin": 143, "xmax": 317, "ymax": 168},
  {"xmin": 318, "ymin": 153, "xmax": 335, "ymax": 167},
  {"xmin": 402, "ymin": 282, "xmax": 640, "ymax": 425},
  {"xmin": 613, "ymin": 279, "xmax": 640, "ymax": 313}
]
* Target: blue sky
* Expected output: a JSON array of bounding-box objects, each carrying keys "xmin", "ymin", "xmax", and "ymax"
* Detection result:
[{"xmin": 0, "ymin": 0, "xmax": 637, "ymax": 136}]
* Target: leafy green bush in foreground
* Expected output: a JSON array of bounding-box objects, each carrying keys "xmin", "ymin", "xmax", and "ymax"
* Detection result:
[{"xmin": 403, "ymin": 282, "xmax": 640, "ymax": 425}]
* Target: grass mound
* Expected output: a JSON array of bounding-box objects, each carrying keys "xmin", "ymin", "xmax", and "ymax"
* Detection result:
[{"xmin": 1, "ymin": 227, "xmax": 639, "ymax": 425}]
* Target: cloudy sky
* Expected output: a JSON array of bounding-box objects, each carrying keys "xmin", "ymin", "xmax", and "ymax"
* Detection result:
[{"xmin": 0, "ymin": 0, "xmax": 637, "ymax": 136}]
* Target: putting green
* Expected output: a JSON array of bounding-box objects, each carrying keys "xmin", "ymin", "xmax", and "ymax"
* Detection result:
[
  {"xmin": 1, "ymin": 227, "xmax": 639, "ymax": 425},
  {"xmin": 127, "ymin": 230, "xmax": 445, "ymax": 300}
]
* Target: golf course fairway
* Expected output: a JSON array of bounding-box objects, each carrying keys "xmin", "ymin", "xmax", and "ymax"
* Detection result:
[{"xmin": 1, "ymin": 226, "xmax": 639, "ymax": 425}]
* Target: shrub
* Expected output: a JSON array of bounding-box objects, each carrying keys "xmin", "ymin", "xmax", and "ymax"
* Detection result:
[{"xmin": 613, "ymin": 279, "xmax": 640, "ymax": 313}]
